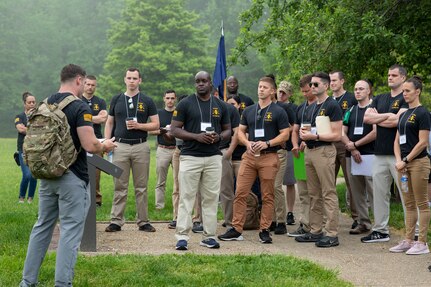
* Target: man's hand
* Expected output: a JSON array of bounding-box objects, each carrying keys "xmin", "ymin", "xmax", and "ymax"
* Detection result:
[
  {"xmin": 102, "ymin": 137, "xmax": 117, "ymax": 153},
  {"xmin": 195, "ymin": 132, "xmax": 215, "ymax": 144}
]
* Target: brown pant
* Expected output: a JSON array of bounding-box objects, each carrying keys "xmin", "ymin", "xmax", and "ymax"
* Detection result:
[
  {"xmin": 232, "ymin": 152, "xmax": 279, "ymax": 233},
  {"xmin": 305, "ymin": 145, "xmax": 339, "ymax": 237}
]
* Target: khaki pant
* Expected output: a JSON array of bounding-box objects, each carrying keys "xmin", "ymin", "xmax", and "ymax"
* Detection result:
[
  {"xmin": 305, "ymin": 145, "xmax": 339, "ymax": 237},
  {"xmin": 273, "ymin": 149, "xmax": 287, "ymax": 223},
  {"xmin": 171, "ymin": 147, "xmax": 180, "ymax": 220},
  {"xmin": 297, "ymin": 179, "xmax": 310, "ymax": 231},
  {"xmin": 220, "ymin": 148, "xmax": 235, "ymax": 226},
  {"xmin": 232, "ymin": 152, "xmax": 279, "ymax": 233},
  {"xmin": 155, "ymin": 146, "xmax": 175, "ymax": 209},
  {"xmin": 399, "ymin": 156, "xmax": 430, "ymax": 243},
  {"xmin": 175, "ymin": 155, "xmax": 222, "ymax": 241},
  {"xmin": 346, "ymin": 157, "xmax": 373, "ymax": 229},
  {"xmin": 110, "ymin": 142, "xmax": 150, "ymax": 227}
]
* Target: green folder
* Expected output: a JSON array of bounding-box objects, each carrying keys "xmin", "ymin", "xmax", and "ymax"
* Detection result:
[{"xmin": 293, "ymin": 151, "xmax": 307, "ymax": 180}]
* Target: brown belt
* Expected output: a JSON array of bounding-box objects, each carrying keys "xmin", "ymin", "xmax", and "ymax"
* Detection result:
[
  {"xmin": 260, "ymin": 150, "xmax": 277, "ymax": 155},
  {"xmin": 158, "ymin": 144, "xmax": 176, "ymax": 149}
]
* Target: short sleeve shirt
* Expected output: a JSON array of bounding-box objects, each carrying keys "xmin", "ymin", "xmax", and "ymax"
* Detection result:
[
  {"xmin": 109, "ymin": 93, "xmax": 157, "ymax": 140},
  {"xmin": 172, "ymin": 94, "xmax": 230, "ymax": 157},
  {"xmin": 304, "ymin": 97, "xmax": 343, "ymax": 148},
  {"xmin": 82, "ymin": 95, "xmax": 106, "ymax": 138},
  {"xmin": 370, "ymin": 92, "xmax": 408, "ymax": 155},
  {"xmin": 240, "ymin": 102, "xmax": 289, "ymax": 152},
  {"xmin": 15, "ymin": 112, "xmax": 28, "ymax": 152},
  {"xmin": 276, "ymin": 101, "xmax": 296, "ymax": 151},
  {"xmin": 157, "ymin": 108, "xmax": 175, "ymax": 146},
  {"xmin": 397, "ymin": 105, "xmax": 430, "ymax": 159},
  {"xmin": 220, "ymin": 101, "xmax": 240, "ymax": 149},
  {"xmin": 344, "ymin": 104, "xmax": 375, "ymax": 156},
  {"xmin": 238, "ymin": 93, "xmax": 254, "ymax": 115},
  {"xmin": 334, "ymin": 91, "xmax": 357, "ymax": 116},
  {"xmin": 48, "ymin": 93, "xmax": 93, "ymax": 184}
]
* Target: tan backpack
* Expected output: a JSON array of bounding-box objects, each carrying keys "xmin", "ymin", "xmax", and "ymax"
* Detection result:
[{"xmin": 243, "ymin": 192, "xmax": 260, "ymax": 230}]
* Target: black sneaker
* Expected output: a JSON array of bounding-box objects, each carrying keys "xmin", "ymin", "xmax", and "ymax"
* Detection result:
[
  {"xmin": 315, "ymin": 236, "xmax": 339, "ymax": 247},
  {"xmin": 361, "ymin": 231, "xmax": 390, "ymax": 243},
  {"xmin": 218, "ymin": 227, "xmax": 244, "ymax": 241},
  {"xmin": 295, "ymin": 232, "xmax": 323, "ymax": 243},
  {"xmin": 351, "ymin": 220, "xmax": 359, "ymax": 230},
  {"xmin": 286, "ymin": 212, "xmax": 295, "ymax": 225},
  {"xmin": 105, "ymin": 223, "xmax": 121, "ymax": 232},
  {"xmin": 274, "ymin": 223, "xmax": 287, "ymax": 235},
  {"xmin": 139, "ymin": 223, "xmax": 156, "ymax": 232},
  {"xmin": 200, "ymin": 238, "xmax": 220, "ymax": 249},
  {"xmin": 192, "ymin": 222, "xmax": 204, "ymax": 233},
  {"xmin": 176, "ymin": 240, "xmax": 188, "ymax": 251},
  {"xmin": 168, "ymin": 220, "xmax": 176, "ymax": 229},
  {"xmin": 269, "ymin": 221, "xmax": 277, "ymax": 232},
  {"xmin": 259, "ymin": 229, "xmax": 272, "ymax": 244},
  {"xmin": 288, "ymin": 225, "xmax": 310, "ymax": 237}
]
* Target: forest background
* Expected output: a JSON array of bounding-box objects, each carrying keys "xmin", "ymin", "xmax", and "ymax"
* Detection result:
[{"xmin": 1, "ymin": 0, "xmax": 430, "ymax": 137}]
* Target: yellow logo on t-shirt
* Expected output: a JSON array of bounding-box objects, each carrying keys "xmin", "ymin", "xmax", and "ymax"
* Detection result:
[
  {"xmin": 212, "ymin": 107, "xmax": 220, "ymax": 117},
  {"xmin": 93, "ymin": 104, "xmax": 99, "ymax": 111},
  {"xmin": 319, "ymin": 109, "xmax": 326, "ymax": 116},
  {"xmin": 240, "ymin": 102, "xmax": 246, "ymax": 110},
  {"xmin": 138, "ymin": 102, "xmax": 144, "ymax": 112},
  {"xmin": 15, "ymin": 117, "xmax": 20, "ymax": 123},
  {"xmin": 264, "ymin": 112, "xmax": 273, "ymax": 121},
  {"xmin": 392, "ymin": 100, "xmax": 400, "ymax": 109},
  {"xmin": 342, "ymin": 101, "xmax": 348, "ymax": 110},
  {"xmin": 83, "ymin": 114, "xmax": 92, "ymax": 122},
  {"xmin": 173, "ymin": 110, "xmax": 177, "ymax": 117},
  {"xmin": 408, "ymin": 113, "xmax": 416, "ymax": 123}
]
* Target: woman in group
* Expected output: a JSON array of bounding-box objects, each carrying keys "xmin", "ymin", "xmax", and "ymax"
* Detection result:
[
  {"xmin": 14, "ymin": 92, "xmax": 37, "ymax": 203},
  {"xmin": 390, "ymin": 76, "xmax": 430, "ymax": 255}
]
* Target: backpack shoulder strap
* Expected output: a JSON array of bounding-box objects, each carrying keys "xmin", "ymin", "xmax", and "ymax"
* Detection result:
[{"xmin": 57, "ymin": 95, "xmax": 78, "ymax": 110}]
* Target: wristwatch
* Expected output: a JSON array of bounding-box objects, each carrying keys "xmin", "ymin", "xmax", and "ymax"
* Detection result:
[
  {"xmin": 402, "ymin": 157, "xmax": 409, "ymax": 164},
  {"xmin": 265, "ymin": 140, "xmax": 270, "ymax": 147}
]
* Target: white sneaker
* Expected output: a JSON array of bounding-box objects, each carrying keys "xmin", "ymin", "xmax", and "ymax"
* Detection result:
[
  {"xmin": 406, "ymin": 242, "xmax": 430, "ymax": 255},
  {"xmin": 389, "ymin": 240, "xmax": 413, "ymax": 253}
]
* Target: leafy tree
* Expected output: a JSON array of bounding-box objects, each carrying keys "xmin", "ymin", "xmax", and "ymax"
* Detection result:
[{"xmin": 99, "ymin": 0, "xmax": 212, "ymax": 106}]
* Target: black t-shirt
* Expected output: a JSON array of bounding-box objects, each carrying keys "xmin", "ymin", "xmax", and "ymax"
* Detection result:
[
  {"xmin": 157, "ymin": 108, "xmax": 175, "ymax": 146},
  {"xmin": 82, "ymin": 95, "xmax": 106, "ymax": 139},
  {"xmin": 370, "ymin": 92, "xmax": 408, "ymax": 155},
  {"xmin": 240, "ymin": 102, "xmax": 290, "ymax": 152},
  {"xmin": 397, "ymin": 105, "xmax": 430, "ymax": 159},
  {"xmin": 219, "ymin": 100, "xmax": 240, "ymax": 149},
  {"xmin": 305, "ymin": 97, "xmax": 343, "ymax": 149},
  {"xmin": 172, "ymin": 94, "xmax": 230, "ymax": 157},
  {"xmin": 276, "ymin": 101, "xmax": 296, "ymax": 151},
  {"xmin": 238, "ymin": 93, "xmax": 254, "ymax": 115},
  {"xmin": 15, "ymin": 112, "xmax": 28, "ymax": 152},
  {"xmin": 334, "ymin": 91, "xmax": 357, "ymax": 116},
  {"xmin": 47, "ymin": 93, "xmax": 93, "ymax": 184},
  {"xmin": 343, "ymin": 104, "xmax": 375, "ymax": 157},
  {"xmin": 109, "ymin": 93, "xmax": 158, "ymax": 140}
]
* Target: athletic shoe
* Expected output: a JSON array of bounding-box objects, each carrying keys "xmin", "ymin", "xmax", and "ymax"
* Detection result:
[
  {"xmin": 18, "ymin": 198, "xmax": 25, "ymax": 204},
  {"xmin": 218, "ymin": 227, "xmax": 244, "ymax": 241},
  {"xmin": 200, "ymin": 238, "xmax": 220, "ymax": 249},
  {"xmin": 389, "ymin": 240, "xmax": 414, "ymax": 253},
  {"xmin": 361, "ymin": 231, "xmax": 390, "ymax": 243},
  {"xmin": 175, "ymin": 240, "xmax": 188, "ymax": 251},
  {"xmin": 269, "ymin": 221, "xmax": 277, "ymax": 232},
  {"xmin": 315, "ymin": 236, "xmax": 339, "ymax": 248},
  {"xmin": 288, "ymin": 225, "xmax": 310, "ymax": 237},
  {"xmin": 295, "ymin": 232, "xmax": 323, "ymax": 243},
  {"xmin": 406, "ymin": 242, "xmax": 430, "ymax": 255},
  {"xmin": 351, "ymin": 220, "xmax": 358, "ymax": 230},
  {"xmin": 27, "ymin": 197, "xmax": 33, "ymax": 204},
  {"xmin": 259, "ymin": 229, "xmax": 272, "ymax": 244},
  {"xmin": 274, "ymin": 223, "xmax": 287, "ymax": 235},
  {"xmin": 192, "ymin": 222, "xmax": 204, "ymax": 233},
  {"xmin": 286, "ymin": 212, "xmax": 295, "ymax": 225},
  {"xmin": 349, "ymin": 224, "xmax": 370, "ymax": 235},
  {"xmin": 139, "ymin": 223, "xmax": 156, "ymax": 232},
  {"xmin": 105, "ymin": 223, "xmax": 121, "ymax": 232},
  {"xmin": 168, "ymin": 220, "xmax": 176, "ymax": 229}
]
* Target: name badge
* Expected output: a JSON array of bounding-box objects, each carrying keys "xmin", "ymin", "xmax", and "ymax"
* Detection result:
[
  {"xmin": 255, "ymin": 129, "xmax": 265, "ymax": 137},
  {"xmin": 399, "ymin": 134, "xmax": 407, "ymax": 144},
  {"xmin": 201, "ymin": 122, "xmax": 212, "ymax": 132},
  {"xmin": 311, "ymin": 127, "xmax": 317, "ymax": 135},
  {"xmin": 354, "ymin": 127, "xmax": 364, "ymax": 135}
]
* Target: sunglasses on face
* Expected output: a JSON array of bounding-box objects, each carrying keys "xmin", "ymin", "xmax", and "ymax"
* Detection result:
[{"xmin": 309, "ymin": 82, "xmax": 320, "ymax": 88}]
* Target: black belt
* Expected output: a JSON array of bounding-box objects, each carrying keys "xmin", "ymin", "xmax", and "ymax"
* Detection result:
[
  {"xmin": 117, "ymin": 138, "xmax": 146, "ymax": 145},
  {"xmin": 260, "ymin": 150, "xmax": 277, "ymax": 154}
]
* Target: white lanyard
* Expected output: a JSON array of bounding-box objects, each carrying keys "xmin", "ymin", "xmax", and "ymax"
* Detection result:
[
  {"xmin": 195, "ymin": 94, "xmax": 213, "ymax": 124},
  {"xmin": 124, "ymin": 93, "xmax": 140, "ymax": 119}
]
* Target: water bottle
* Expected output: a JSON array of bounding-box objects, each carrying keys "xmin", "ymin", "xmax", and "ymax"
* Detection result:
[
  {"xmin": 107, "ymin": 151, "xmax": 113, "ymax": 163},
  {"xmin": 400, "ymin": 173, "xmax": 408, "ymax": 193}
]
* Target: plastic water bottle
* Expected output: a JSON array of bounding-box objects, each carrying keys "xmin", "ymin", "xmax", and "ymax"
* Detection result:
[
  {"xmin": 400, "ymin": 173, "xmax": 408, "ymax": 193},
  {"xmin": 107, "ymin": 151, "xmax": 113, "ymax": 163}
]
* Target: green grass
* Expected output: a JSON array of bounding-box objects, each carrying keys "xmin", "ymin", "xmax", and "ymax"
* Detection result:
[{"xmin": 0, "ymin": 138, "xmax": 351, "ymax": 286}]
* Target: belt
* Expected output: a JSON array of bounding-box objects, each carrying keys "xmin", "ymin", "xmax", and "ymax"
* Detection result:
[
  {"xmin": 260, "ymin": 150, "xmax": 277, "ymax": 155},
  {"xmin": 117, "ymin": 138, "xmax": 146, "ymax": 145},
  {"xmin": 158, "ymin": 144, "xmax": 176, "ymax": 149}
]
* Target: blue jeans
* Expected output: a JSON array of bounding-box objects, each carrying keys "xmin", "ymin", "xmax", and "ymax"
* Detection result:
[
  {"xmin": 18, "ymin": 151, "xmax": 37, "ymax": 199},
  {"xmin": 20, "ymin": 172, "xmax": 90, "ymax": 287}
]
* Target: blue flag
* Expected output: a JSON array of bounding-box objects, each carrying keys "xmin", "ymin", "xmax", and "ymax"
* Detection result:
[{"xmin": 213, "ymin": 30, "xmax": 226, "ymax": 100}]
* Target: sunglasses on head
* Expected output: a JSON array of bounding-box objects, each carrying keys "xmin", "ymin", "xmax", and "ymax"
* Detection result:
[
  {"xmin": 308, "ymin": 82, "xmax": 320, "ymax": 88},
  {"xmin": 257, "ymin": 109, "xmax": 262, "ymax": 121}
]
